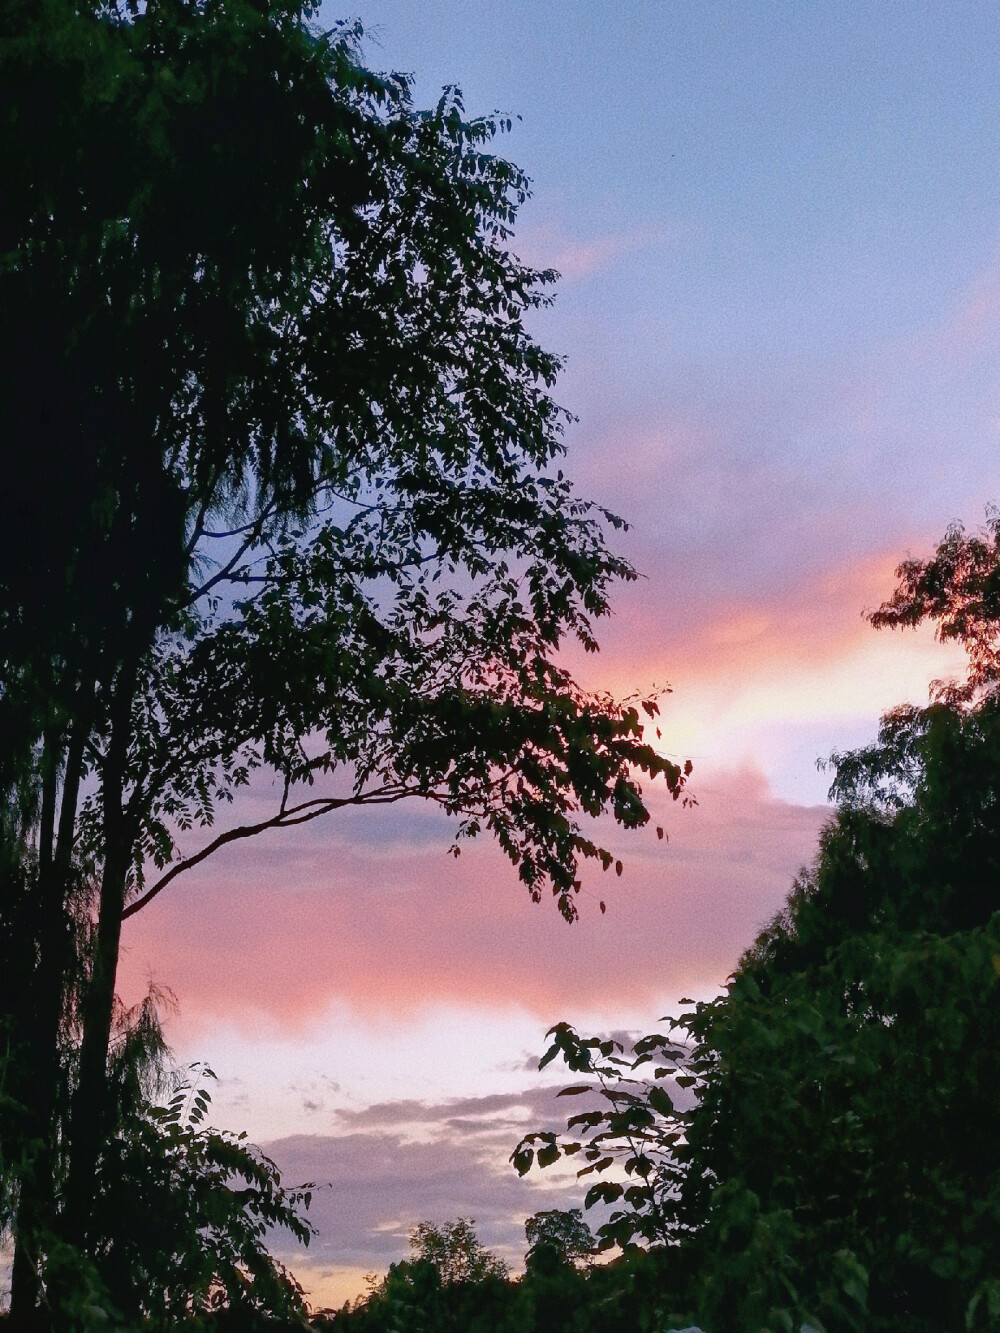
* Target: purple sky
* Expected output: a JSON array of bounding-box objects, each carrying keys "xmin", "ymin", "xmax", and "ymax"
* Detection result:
[{"xmin": 117, "ymin": 3, "xmax": 1000, "ymax": 1306}]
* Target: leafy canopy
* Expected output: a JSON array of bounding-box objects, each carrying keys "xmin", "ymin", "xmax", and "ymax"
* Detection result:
[
  {"xmin": 1, "ymin": 0, "xmax": 687, "ymax": 927},
  {"xmin": 408, "ymin": 1217, "xmax": 509, "ymax": 1287},
  {"xmin": 2, "ymin": 1, "xmax": 690, "ymax": 1323},
  {"xmin": 517, "ymin": 513, "xmax": 1000, "ymax": 1332}
]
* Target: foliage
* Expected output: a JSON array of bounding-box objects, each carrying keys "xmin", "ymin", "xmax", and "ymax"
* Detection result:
[
  {"xmin": 328, "ymin": 1219, "xmax": 508, "ymax": 1333},
  {"xmin": 515, "ymin": 514, "xmax": 1000, "ymax": 1331},
  {"xmin": 89, "ymin": 1067, "xmax": 313, "ymax": 1329},
  {"xmin": 406, "ymin": 1217, "xmax": 508, "ymax": 1287},
  {"xmin": 1, "ymin": 0, "xmax": 688, "ymax": 1318},
  {"xmin": 4, "ymin": 974, "xmax": 314, "ymax": 1329},
  {"xmin": 518, "ymin": 713, "xmax": 1000, "ymax": 1331},
  {"xmin": 0, "ymin": 832, "xmax": 310, "ymax": 1328},
  {"xmin": 512, "ymin": 1023, "xmax": 691, "ymax": 1256},
  {"xmin": 523, "ymin": 1208, "xmax": 594, "ymax": 1271},
  {"xmin": 1, "ymin": 0, "xmax": 687, "ymax": 927},
  {"xmin": 315, "ymin": 1217, "xmax": 687, "ymax": 1333},
  {"xmin": 868, "ymin": 505, "xmax": 1000, "ymax": 698}
]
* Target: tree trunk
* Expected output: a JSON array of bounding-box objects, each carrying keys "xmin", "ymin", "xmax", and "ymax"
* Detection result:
[
  {"xmin": 63, "ymin": 839, "xmax": 130, "ymax": 1246},
  {"xmin": 64, "ymin": 660, "xmax": 137, "ymax": 1248},
  {"xmin": 8, "ymin": 708, "xmax": 89, "ymax": 1330}
]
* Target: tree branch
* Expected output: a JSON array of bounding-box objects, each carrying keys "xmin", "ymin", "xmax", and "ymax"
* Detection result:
[
  {"xmin": 185, "ymin": 530, "xmax": 267, "ymax": 605},
  {"xmin": 120, "ymin": 785, "xmax": 422, "ymax": 919}
]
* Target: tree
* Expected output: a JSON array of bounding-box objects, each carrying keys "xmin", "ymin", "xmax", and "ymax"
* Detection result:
[
  {"xmin": 522, "ymin": 718, "xmax": 1000, "ymax": 1329},
  {"xmin": 512, "ymin": 1023, "xmax": 691, "ymax": 1258},
  {"xmin": 408, "ymin": 1218, "xmax": 509, "ymax": 1287},
  {"xmin": 90, "ymin": 1067, "xmax": 314, "ymax": 1330},
  {"xmin": 523, "ymin": 1208, "xmax": 594, "ymax": 1271},
  {"xmin": 1, "ymin": 857, "xmax": 313, "ymax": 1330},
  {"xmin": 339, "ymin": 1220, "xmax": 510, "ymax": 1333},
  {"xmin": 1, "ymin": 1, "xmax": 687, "ymax": 1321},
  {"xmin": 519, "ymin": 516, "xmax": 1000, "ymax": 1331},
  {"xmin": 517, "ymin": 1209, "xmax": 595, "ymax": 1333},
  {"xmin": 868, "ymin": 506, "xmax": 1000, "ymax": 699}
]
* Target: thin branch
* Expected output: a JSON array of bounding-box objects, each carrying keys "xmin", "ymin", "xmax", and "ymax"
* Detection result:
[
  {"xmin": 183, "ymin": 492, "xmax": 214, "ymax": 561},
  {"xmin": 200, "ymin": 520, "xmax": 269, "ymax": 540},
  {"xmin": 121, "ymin": 785, "xmax": 420, "ymax": 919},
  {"xmin": 197, "ymin": 493, "xmax": 285, "ymax": 543},
  {"xmin": 184, "ymin": 529, "xmax": 266, "ymax": 605}
]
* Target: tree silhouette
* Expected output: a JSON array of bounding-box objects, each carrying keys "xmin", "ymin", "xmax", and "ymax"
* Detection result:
[
  {"xmin": 521, "ymin": 518, "xmax": 1000, "ymax": 1331},
  {"xmin": 0, "ymin": 1, "xmax": 686, "ymax": 1321},
  {"xmin": 524, "ymin": 1208, "xmax": 594, "ymax": 1271},
  {"xmin": 869, "ymin": 507, "xmax": 1000, "ymax": 699},
  {"xmin": 408, "ymin": 1218, "xmax": 508, "ymax": 1287}
]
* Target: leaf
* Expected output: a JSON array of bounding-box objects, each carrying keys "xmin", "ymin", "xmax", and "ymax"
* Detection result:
[
  {"xmin": 647, "ymin": 1084, "xmax": 674, "ymax": 1116},
  {"xmin": 567, "ymin": 1111, "xmax": 605, "ymax": 1130},
  {"xmin": 577, "ymin": 1155, "xmax": 613, "ymax": 1177},
  {"xmin": 584, "ymin": 1181, "xmax": 623, "ymax": 1208},
  {"xmin": 511, "ymin": 1148, "xmax": 534, "ymax": 1176}
]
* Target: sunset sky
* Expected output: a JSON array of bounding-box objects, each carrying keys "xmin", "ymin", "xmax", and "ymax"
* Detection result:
[{"xmin": 116, "ymin": 2, "xmax": 999, "ymax": 1308}]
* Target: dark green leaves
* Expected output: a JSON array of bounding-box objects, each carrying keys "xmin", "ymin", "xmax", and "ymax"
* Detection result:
[
  {"xmin": 14, "ymin": 0, "xmax": 691, "ymax": 923},
  {"xmin": 3, "ymin": 4, "xmax": 694, "ymax": 1319},
  {"xmin": 514, "ymin": 642, "xmax": 1000, "ymax": 1331},
  {"xmin": 584, "ymin": 1181, "xmax": 623, "ymax": 1208}
]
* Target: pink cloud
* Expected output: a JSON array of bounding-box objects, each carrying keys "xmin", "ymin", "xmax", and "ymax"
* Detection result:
[
  {"xmin": 564, "ymin": 541, "xmax": 956, "ymax": 707},
  {"xmin": 916, "ymin": 244, "xmax": 1000, "ymax": 363},
  {"xmin": 513, "ymin": 221, "xmax": 675, "ymax": 283},
  {"xmin": 116, "ymin": 768, "xmax": 827, "ymax": 1034}
]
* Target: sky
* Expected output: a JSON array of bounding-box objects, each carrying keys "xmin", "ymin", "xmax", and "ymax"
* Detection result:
[{"xmin": 115, "ymin": 1, "xmax": 1000, "ymax": 1309}]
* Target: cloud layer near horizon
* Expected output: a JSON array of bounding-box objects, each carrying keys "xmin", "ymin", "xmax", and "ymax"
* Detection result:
[{"xmin": 261, "ymin": 1083, "xmax": 638, "ymax": 1310}]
